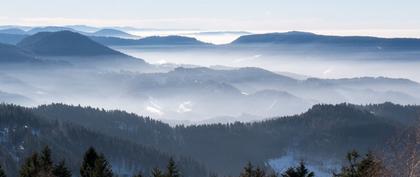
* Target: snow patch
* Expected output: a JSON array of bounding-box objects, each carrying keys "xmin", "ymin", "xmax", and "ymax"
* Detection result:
[{"xmin": 268, "ymin": 153, "xmax": 340, "ymax": 177}]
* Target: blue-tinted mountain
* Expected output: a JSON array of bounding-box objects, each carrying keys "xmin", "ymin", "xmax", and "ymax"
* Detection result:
[
  {"xmin": 0, "ymin": 43, "xmax": 41, "ymax": 63},
  {"xmin": 232, "ymin": 31, "xmax": 420, "ymax": 50},
  {"xmin": 0, "ymin": 33, "xmax": 27, "ymax": 45},
  {"xmin": 0, "ymin": 104, "xmax": 208, "ymax": 177},
  {"xmin": 188, "ymin": 31, "xmax": 252, "ymax": 36},
  {"xmin": 92, "ymin": 28, "xmax": 138, "ymax": 38},
  {"xmin": 17, "ymin": 31, "xmax": 125, "ymax": 56},
  {"xmin": 0, "ymin": 28, "xmax": 26, "ymax": 35},
  {"xmin": 65, "ymin": 25, "xmax": 100, "ymax": 33},
  {"xmin": 26, "ymin": 26, "xmax": 77, "ymax": 34},
  {"xmin": 0, "ymin": 25, "xmax": 32, "ymax": 31},
  {"xmin": 91, "ymin": 35, "xmax": 209, "ymax": 46},
  {"xmin": 32, "ymin": 102, "xmax": 419, "ymax": 176}
]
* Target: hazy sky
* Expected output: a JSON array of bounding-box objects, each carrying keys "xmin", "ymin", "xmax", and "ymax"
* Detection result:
[{"xmin": 1, "ymin": 0, "xmax": 420, "ymax": 36}]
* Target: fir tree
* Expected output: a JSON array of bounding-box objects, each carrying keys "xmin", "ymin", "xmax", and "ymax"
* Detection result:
[
  {"xmin": 239, "ymin": 162, "xmax": 254, "ymax": 177},
  {"xmin": 151, "ymin": 167, "xmax": 164, "ymax": 177},
  {"xmin": 166, "ymin": 158, "xmax": 180, "ymax": 177},
  {"xmin": 334, "ymin": 151, "xmax": 383, "ymax": 177},
  {"xmin": 0, "ymin": 165, "xmax": 6, "ymax": 177},
  {"xmin": 39, "ymin": 146, "xmax": 54, "ymax": 177},
  {"xmin": 92, "ymin": 154, "xmax": 113, "ymax": 177},
  {"xmin": 19, "ymin": 153, "xmax": 41, "ymax": 177},
  {"xmin": 40, "ymin": 146, "xmax": 53, "ymax": 169},
  {"xmin": 133, "ymin": 171, "xmax": 144, "ymax": 177},
  {"xmin": 80, "ymin": 147, "xmax": 99, "ymax": 177},
  {"xmin": 254, "ymin": 167, "xmax": 266, "ymax": 177},
  {"xmin": 53, "ymin": 160, "xmax": 72, "ymax": 177},
  {"xmin": 281, "ymin": 161, "xmax": 314, "ymax": 177}
]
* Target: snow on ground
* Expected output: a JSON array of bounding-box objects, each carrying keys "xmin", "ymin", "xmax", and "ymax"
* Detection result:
[{"xmin": 268, "ymin": 153, "xmax": 340, "ymax": 177}]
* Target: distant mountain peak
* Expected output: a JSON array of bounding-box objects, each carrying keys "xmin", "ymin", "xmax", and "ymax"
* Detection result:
[
  {"xmin": 231, "ymin": 31, "xmax": 420, "ymax": 50},
  {"xmin": 283, "ymin": 31, "xmax": 316, "ymax": 35},
  {"xmin": 17, "ymin": 30, "xmax": 125, "ymax": 56},
  {"xmin": 0, "ymin": 28, "xmax": 27, "ymax": 35},
  {"xmin": 92, "ymin": 28, "xmax": 137, "ymax": 38},
  {"xmin": 91, "ymin": 35, "xmax": 209, "ymax": 46},
  {"xmin": 0, "ymin": 43, "xmax": 41, "ymax": 63}
]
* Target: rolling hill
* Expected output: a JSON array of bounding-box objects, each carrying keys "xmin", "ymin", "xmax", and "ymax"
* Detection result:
[
  {"xmin": 0, "ymin": 43, "xmax": 41, "ymax": 63},
  {"xmin": 0, "ymin": 34, "xmax": 28, "ymax": 45},
  {"xmin": 91, "ymin": 28, "xmax": 138, "ymax": 38},
  {"xmin": 17, "ymin": 31, "xmax": 126, "ymax": 57},
  {"xmin": 0, "ymin": 104, "xmax": 208, "ymax": 177},
  {"xmin": 31, "ymin": 102, "xmax": 419, "ymax": 176},
  {"xmin": 232, "ymin": 31, "xmax": 420, "ymax": 50},
  {"xmin": 0, "ymin": 28, "xmax": 27, "ymax": 35},
  {"xmin": 91, "ymin": 35, "xmax": 209, "ymax": 46}
]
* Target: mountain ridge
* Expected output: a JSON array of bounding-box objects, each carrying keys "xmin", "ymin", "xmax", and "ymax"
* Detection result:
[
  {"xmin": 231, "ymin": 31, "xmax": 420, "ymax": 50},
  {"xmin": 17, "ymin": 31, "xmax": 127, "ymax": 57}
]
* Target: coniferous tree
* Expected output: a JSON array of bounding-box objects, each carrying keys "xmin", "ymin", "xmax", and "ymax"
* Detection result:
[
  {"xmin": 151, "ymin": 167, "xmax": 164, "ymax": 177},
  {"xmin": 40, "ymin": 146, "xmax": 53, "ymax": 169},
  {"xmin": 92, "ymin": 154, "xmax": 113, "ymax": 177},
  {"xmin": 80, "ymin": 147, "xmax": 99, "ymax": 177},
  {"xmin": 334, "ymin": 151, "xmax": 383, "ymax": 177},
  {"xmin": 166, "ymin": 158, "xmax": 180, "ymax": 177},
  {"xmin": 281, "ymin": 161, "xmax": 314, "ymax": 177},
  {"xmin": 19, "ymin": 153, "xmax": 41, "ymax": 177},
  {"xmin": 53, "ymin": 160, "xmax": 72, "ymax": 177},
  {"xmin": 39, "ymin": 146, "xmax": 54, "ymax": 177},
  {"xmin": 133, "ymin": 171, "xmax": 144, "ymax": 177},
  {"xmin": 239, "ymin": 162, "xmax": 254, "ymax": 177},
  {"xmin": 0, "ymin": 165, "xmax": 6, "ymax": 177},
  {"xmin": 254, "ymin": 167, "xmax": 266, "ymax": 177},
  {"xmin": 20, "ymin": 148, "xmax": 56, "ymax": 177}
]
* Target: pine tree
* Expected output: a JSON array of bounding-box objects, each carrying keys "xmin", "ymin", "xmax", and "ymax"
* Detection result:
[
  {"xmin": 53, "ymin": 160, "xmax": 72, "ymax": 177},
  {"xmin": 281, "ymin": 161, "xmax": 314, "ymax": 177},
  {"xmin": 239, "ymin": 162, "xmax": 254, "ymax": 177},
  {"xmin": 39, "ymin": 146, "xmax": 54, "ymax": 177},
  {"xmin": 166, "ymin": 158, "xmax": 180, "ymax": 177},
  {"xmin": 0, "ymin": 165, "xmax": 6, "ymax": 177},
  {"xmin": 151, "ymin": 167, "xmax": 164, "ymax": 177},
  {"xmin": 40, "ymin": 146, "xmax": 53, "ymax": 169},
  {"xmin": 20, "ymin": 153, "xmax": 41, "ymax": 177},
  {"xmin": 80, "ymin": 147, "xmax": 99, "ymax": 177},
  {"xmin": 255, "ymin": 167, "xmax": 266, "ymax": 177},
  {"xmin": 334, "ymin": 151, "xmax": 383, "ymax": 177},
  {"xmin": 133, "ymin": 171, "xmax": 144, "ymax": 177},
  {"xmin": 92, "ymin": 154, "xmax": 113, "ymax": 177}
]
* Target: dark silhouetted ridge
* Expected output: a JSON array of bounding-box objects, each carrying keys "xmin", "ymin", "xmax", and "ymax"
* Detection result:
[
  {"xmin": 0, "ymin": 43, "xmax": 41, "ymax": 63},
  {"xmin": 17, "ymin": 31, "xmax": 125, "ymax": 56}
]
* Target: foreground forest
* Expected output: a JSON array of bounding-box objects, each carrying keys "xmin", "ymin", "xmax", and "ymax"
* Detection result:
[
  {"xmin": 0, "ymin": 102, "xmax": 419, "ymax": 176},
  {"xmin": 0, "ymin": 145, "xmax": 418, "ymax": 177}
]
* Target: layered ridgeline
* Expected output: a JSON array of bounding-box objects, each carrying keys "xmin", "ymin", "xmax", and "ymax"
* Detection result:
[
  {"xmin": 91, "ymin": 35, "xmax": 209, "ymax": 46},
  {"xmin": 4, "ymin": 30, "xmax": 148, "ymax": 69},
  {"xmin": 0, "ymin": 43, "xmax": 42, "ymax": 63},
  {"xmin": 17, "ymin": 31, "xmax": 126, "ymax": 57},
  {"xmin": 231, "ymin": 31, "xmax": 420, "ymax": 51},
  {"xmin": 91, "ymin": 28, "xmax": 139, "ymax": 38},
  {"xmin": 0, "ymin": 104, "xmax": 208, "ymax": 177},
  {"xmin": 28, "ymin": 102, "xmax": 420, "ymax": 175}
]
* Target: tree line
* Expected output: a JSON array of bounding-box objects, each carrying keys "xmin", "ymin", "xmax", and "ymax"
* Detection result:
[{"xmin": 0, "ymin": 146, "xmax": 402, "ymax": 177}]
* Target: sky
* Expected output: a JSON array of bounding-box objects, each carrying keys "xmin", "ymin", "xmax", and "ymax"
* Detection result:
[{"xmin": 1, "ymin": 0, "xmax": 420, "ymax": 37}]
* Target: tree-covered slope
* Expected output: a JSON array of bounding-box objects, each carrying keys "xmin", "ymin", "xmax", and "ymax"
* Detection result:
[
  {"xmin": 31, "ymin": 102, "xmax": 419, "ymax": 175},
  {"xmin": 0, "ymin": 104, "xmax": 208, "ymax": 177}
]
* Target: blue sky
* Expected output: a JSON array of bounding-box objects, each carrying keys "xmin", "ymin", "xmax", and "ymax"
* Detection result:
[{"xmin": 1, "ymin": 0, "xmax": 420, "ymax": 36}]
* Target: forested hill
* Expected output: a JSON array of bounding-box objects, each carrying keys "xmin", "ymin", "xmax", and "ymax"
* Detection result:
[
  {"xmin": 0, "ymin": 104, "xmax": 208, "ymax": 177},
  {"xmin": 31, "ymin": 102, "xmax": 420, "ymax": 175}
]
